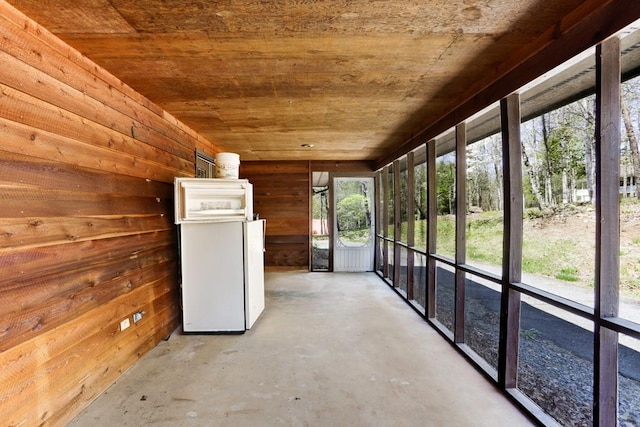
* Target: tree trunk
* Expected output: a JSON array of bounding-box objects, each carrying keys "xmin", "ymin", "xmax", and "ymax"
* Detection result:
[
  {"xmin": 622, "ymin": 97, "xmax": 640, "ymax": 197},
  {"xmin": 494, "ymin": 160, "xmax": 503, "ymax": 211},
  {"xmin": 575, "ymin": 98, "xmax": 596, "ymax": 203},
  {"xmin": 492, "ymin": 138, "xmax": 503, "ymax": 211},
  {"xmin": 585, "ymin": 136, "xmax": 595, "ymax": 203},
  {"xmin": 541, "ymin": 114, "xmax": 556, "ymax": 206},
  {"xmin": 360, "ymin": 181, "xmax": 372, "ymax": 226},
  {"xmin": 415, "ymin": 200, "xmax": 427, "ymax": 219},
  {"xmin": 621, "ymin": 96, "xmax": 640, "ymax": 198},
  {"xmin": 521, "ymin": 140, "xmax": 545, "ymax": 209}
]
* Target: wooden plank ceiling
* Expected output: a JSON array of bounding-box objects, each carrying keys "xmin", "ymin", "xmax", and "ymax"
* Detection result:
[{"xmin": 7, "ymin": 0, "xmax": 591, "ymax": 162}]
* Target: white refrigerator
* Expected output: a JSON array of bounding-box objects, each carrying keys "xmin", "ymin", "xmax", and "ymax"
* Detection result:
[{"xmin": 175, "ymin": 178, "xmax": 265, "ymax": 333}]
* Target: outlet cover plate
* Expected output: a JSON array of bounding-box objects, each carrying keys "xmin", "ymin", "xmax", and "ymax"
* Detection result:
[{"xmin": 120, "ymin": 318, "xmax": 131, "ymax": 331}]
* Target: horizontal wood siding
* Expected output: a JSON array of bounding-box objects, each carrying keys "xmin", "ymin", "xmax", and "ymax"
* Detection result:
[
  {"xmin": 0, "ymin": 2, "xmax": 218, "ymax": 425},
  {"xmin": 240, "ymin": 161, "xmax": 310, "ymax": 268}
]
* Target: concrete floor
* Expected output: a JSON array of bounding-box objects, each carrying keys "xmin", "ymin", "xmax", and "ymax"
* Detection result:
[{"xmin": 69, "ymin": 271, "xmax": 534, "ymax": 427}]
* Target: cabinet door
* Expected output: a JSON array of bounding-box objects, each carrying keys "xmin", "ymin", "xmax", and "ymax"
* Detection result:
[
  {"xmin": 181, "ymin": 222, "xmax": 245, "ymax": 332},
  {"xmin": 244, "ymin": 220, "xmax": 265, "ymax": 328}
]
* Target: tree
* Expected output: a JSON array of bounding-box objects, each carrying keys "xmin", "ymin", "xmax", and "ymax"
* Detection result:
[
  {"xmin": 312, "ymin": 186, "xmax": 328, "ymax": 234},
  {"xmin": 521, "ymin": 121, "xmax": 546, "ymax": 209},
  {"xmin": 621, "ymin": 87, "xmax": 640, "ymax": 198},
  {"xmin": 541, "ymin": 114, "xmax": 555, "ymax": 206},
  {"xmin": 436, "ymin": 158, "xmax": 455, "ymax": 215},
  {"xmin": 521, "ymin": 99, "xmax": 591, "ymax": 208},
  {"xmin": 571, "ymin": 97, "xmax": 596, "ymax": 202},
  {"xmin": 337, "ymin": 194, "xmax": 369, "ymax": 231},
  {"xmin": 414, "ymin": 160, "xmax": 427, "ymax": 219},
  {"xmin": 414, "ymin": 159, "xmax": 428, "ymax": 245},
  {"xmin": 467, "ymin": 134, "xmax": 503, "ymax": 212}
]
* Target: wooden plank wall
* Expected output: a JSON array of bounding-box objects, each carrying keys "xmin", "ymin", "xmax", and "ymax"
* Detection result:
[
  {"xmin": 0, "ymin": 2, "xmax": 218, "ymax": 425},
  {"xmin": 240, "ymin": 160, "xmax": 373, "ymax": 269},
  {"xmin": 240, "ymin": 161, "xmax": 310, "ymax": 268}
]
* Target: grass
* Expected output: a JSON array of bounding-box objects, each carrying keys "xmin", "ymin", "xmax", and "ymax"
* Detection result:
[
  {"xmin": 435, "ymin": 217, "xmax": 456, "ymax": 257},
  {"xmin": 521, "ymin": 238, "xmax": 581, "ymax": 278},
  {"xmin": 461, "ymin": 207, "xmax": 593, "ymax": 285},
  {"xmin": 435, "ymin": 212, "xmax": 505, "ymax": 264},
  {"xmin": 436, "ymin": 209, "xmax": 632, "ymax": 296},
  {"xmin": 620, "ymin": 196, "xmax": 640, "ymax": 213},
  {"xmin": 465, "ymin": 213, "xmax": 503, "ymax": 265},
  {"xmin": 555, "ymin": 267, "xmax": 580, "ymax": 282},
  {"xmin": 521, "ymin": 257, "xmax": 549, "ymax": 274},
  {"xmin": 376, "ymin": 200, "xmax": 640, "ymax": 300},
  {"xmin": 422, "ymin": 212, "xmax": 584, "ymax": 279}
]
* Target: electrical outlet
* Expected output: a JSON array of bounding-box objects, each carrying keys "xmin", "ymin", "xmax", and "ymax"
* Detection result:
[
  {"xmin": 133, "ymin": 311, "xmax": 144, "ymax": 323},
  {"xmin": 120, "ymin": 318, "xmax": 131, "ymax": 331}
]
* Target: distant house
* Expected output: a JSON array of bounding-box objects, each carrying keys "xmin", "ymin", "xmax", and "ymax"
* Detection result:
[
  {"xmin": 572, "ymin": 163, "xmax": 637, "ymax": 202},
  {"xmin": 621, "ymin": 162, "xmax": 637, "ymax": 197}
]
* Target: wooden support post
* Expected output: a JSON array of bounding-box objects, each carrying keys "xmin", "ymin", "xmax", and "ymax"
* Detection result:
[
  {"xmin": 498, "ymin": 93, "xmax": 523, "ymax": 389},
  {"xmin": 455, "ymin": 123, "xmax": 467, "ymax": 343},
  {"xmin": 594, "ymin": 37, "xmax": 620, "ymax": 427},
  {"xmin": 328, "ymin": 172, "xmax": 335, "ymax": 272},
  {"xmin": 375, "ymin": 170, "xmax": 382, "ymax": 273},
  {"xmin": 382, "ymin": 166, "xmax": 390, "ymax": 278},
  {"xmin": 308, "ymin": 163, "xmax": 313, "ymax": 270},
  {"xmin": 427, "ymin": 141, "xmax": 437, "ymax": 319},
  {"xmin": 407, "ymin": 151, "xmax": 416, "ymax": 300},
  {"xmin": 393, "ymin": 160, "xmax": 401, "ymax": 286}
]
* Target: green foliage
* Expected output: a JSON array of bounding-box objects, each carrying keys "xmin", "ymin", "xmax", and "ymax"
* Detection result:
[
  {"xmin": 522, "ymin": 237, "xmax": 582, "ymax": 284},
  {"xmin": 521, "ymin": 257, "xmax": 548, "ymax": 274},
  {"xmin": 525, "ymin": 209, "xmax": 544, "ymax": 219},
  {"xmin": 436, "ymin": 216, "xmax": 455, "ymax": 257},
  {"xmin": 520, "ymin": 101, "xmax": 596, "ymax": 209},
  {"xmin": 434, "ymin": 212, "xmax": 504, "ymax": 263},
  {"xmin": 414, "ymin": 162, "xmax": 428, "ymax": 219},
  {"xmin": 545, "ymin": 124, "xmax": 586, "ymax": 178},
  {"xmin": 467, "ymin": 214, "xmax": 503, "ymax": 230},
  {"xmin": 555, "ymin": 267, "xmax": 579, "ymax": 282},
  {"xmin": 392, "ymin": 203, "xmax": 639, "ymax": 297},
  {"xmin": 337, "ymin": 193, "xmax": 369, "ymax": 231},
  {"xmin": 415, "ymin": 219, "xmax": 427, "ymax": 248},
  {"xmin": 465, "ymin": 213, "xmax": 504, "ymax": 265},
  {"xmin": 335, "ymin": 179, "xmax": 373, "ymax": 237},
  {"xmin": 525, "ymin": 207, "xmax": 562, "ymax": 220},
  {"xmin": 436, "ymin": 160, "xmax": 456, "ymax": 215},
  {"xmin": 522, "ymin": 175, "xmax": 539, "ymax": 209}
]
